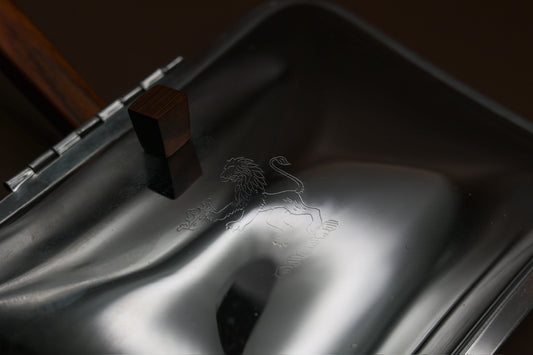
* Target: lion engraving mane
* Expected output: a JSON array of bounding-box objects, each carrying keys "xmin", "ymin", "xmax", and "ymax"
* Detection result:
[
  {"xmin": 209, "ymin": 157, "xmax": 267, "ymax": 222},
  {"xmin": 221, "ymin": 157, "xmax": 267, "ymax": 205}
]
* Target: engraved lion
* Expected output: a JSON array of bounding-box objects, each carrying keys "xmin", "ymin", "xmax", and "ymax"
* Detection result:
[{"xmin": 208, "ymin": 156, "xmax": 323, "ymax": 232}]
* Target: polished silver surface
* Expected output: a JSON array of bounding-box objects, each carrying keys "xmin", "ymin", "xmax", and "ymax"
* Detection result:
[
  {"xmin": 411, "ymin": 232, "xmax": 533, "ymax": 354},
  {"xmin": 4, "ymin": 167, "xmax": 34, "ymax": 192},
  {"xmin": 120, "ymin": 86, "xmax": 143, "ymax": 104},
  {"xmin": 52, "ymin": 131, "xmax": 81, "ymax": 155},
  {"xmin": 97, "ymin": 100, "xmax": 124, "ymax": 121},
  {"xmin": 463, "ymin": 260, "xmax": 533, "ymax": 354},
  {"xmin": 163, "ymin": 56, "xmax": 184, "ymax": 73},
  {"xmin": 75, "ymin": 116, "xmax": 103, "ymax": 138},
  {"xmin": 28, "ymin": 149, "xmax": 58, "ymax": 173},
  {"xmin": 1, "ymin": 1, "xmax": 533, "ymax": 354},
  {"xmin": 140, "ymin": 68, "xmax": 165, "ymax": 90}
]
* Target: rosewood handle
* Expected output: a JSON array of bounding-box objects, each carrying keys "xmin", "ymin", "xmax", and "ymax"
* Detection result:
[{"xmin": 0, "ymin": 0, "xmax": 104, "ymax": 133}]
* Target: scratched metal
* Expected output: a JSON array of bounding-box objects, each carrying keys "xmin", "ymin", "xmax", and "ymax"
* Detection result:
[{"xmin": 1, "ymin": 1, "xmax": 533, "ymax": 354}]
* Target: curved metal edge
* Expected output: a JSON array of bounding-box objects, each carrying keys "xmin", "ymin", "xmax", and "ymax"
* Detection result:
[
  {"xmin": 411, "ymin": 230, "xmax": 533, "ymax": 354},
  {"xmin": 375, "ymin": 229, "xmax": 533, "ymax": 354},
  {"xmin": 460, "ymin": 259, "xmax": 533, "ymax": 355}
]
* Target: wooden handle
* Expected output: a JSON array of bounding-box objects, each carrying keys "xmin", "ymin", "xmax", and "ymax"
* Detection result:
[
  {"xmin": 0, "ymin": 0, "xmax": 104, "ymax": 133},
  {"xmin": 128, "ymin": 85, "xmax": 191, "ymax": 158}
]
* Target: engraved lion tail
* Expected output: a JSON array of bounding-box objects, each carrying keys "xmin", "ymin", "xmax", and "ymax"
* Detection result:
[{"xmin": 269, "ymin": 156, "xmax": 304, "ymax": 193}]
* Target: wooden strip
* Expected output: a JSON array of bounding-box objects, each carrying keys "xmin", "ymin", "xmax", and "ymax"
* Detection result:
[{"xmin": 0, "ymin": 0, "xmax": 103, "ymax": 133}]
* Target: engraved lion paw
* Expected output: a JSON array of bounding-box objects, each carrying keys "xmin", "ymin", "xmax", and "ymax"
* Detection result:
[
  {"xmin": 226, "ymin": 221, "xmax": 244, "ymax": 231},
  {"xmin": 272, "ymin": 240, "xmax": 288, "ymax": 248}
]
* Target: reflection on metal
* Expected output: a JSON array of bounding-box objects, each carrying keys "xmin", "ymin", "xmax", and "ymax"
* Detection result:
[
  {"xmin": 97, "ymin": 100, "xmax": 124, "ymax": 121},
  {"xmin": 276, "ymin": 219, "xmax": 338, "ymax": 277},
  {"xmin": 120, "ymin": 86, "xmax": 143, "ymax": 104},
  {"xmin": 217, "ymin": 259, "xmax": 277, "ymax": 354},
  {"xmin": 177, "ymin": 156, "xmax": 340, "ymax": 276},
  {"xmin": 179, "ymin": 156, "xmax": 337, "ymax": 232},
  {"xmin": 463, "ymin": 261, "xmax": 533, "ymax": 354},
  {"xmin": 176, "ymin": 198, "xmax": 214, "ymax": 231},
  {"xmin": 75, "ymin": 116, "xmax": 103, "ymax": 137},
  {"xmin": 146, "ymin": 140, "xmax": 202, "ymax": 199},
  {"xmin": 4, "ymin": 167, "xmax": 34, "ymax": 192},
  {"xmin": 163, "ymin": 56, "xmax": 184, "ymax": 73},
  {"xmin": 140, "ymin": 68, "xmax": 165, "ymax": 90},
  {"xmin": 52, "ymin": 132, "xmax": 81, "ymax": 155},
  {"xmin": 28, "ymin": 149, "xmax": 58, "ymax": 173}
]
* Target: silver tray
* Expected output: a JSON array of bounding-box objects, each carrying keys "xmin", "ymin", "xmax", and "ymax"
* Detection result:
[{"xmin": 1, "ymin": 1, "xmax": 532, "ymax": 353}]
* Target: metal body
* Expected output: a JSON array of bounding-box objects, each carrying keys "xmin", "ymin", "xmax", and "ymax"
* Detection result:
[{"xmin": 1, "ymin": 1, "xmax": 532, "ymax": 353}]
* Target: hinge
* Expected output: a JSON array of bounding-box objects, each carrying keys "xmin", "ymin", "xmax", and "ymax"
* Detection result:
[
  {"xmin": 5, "ymin": 168, "xmax": 34, "ymax": 192},
  {"xmin": 98, "ymin": 100, "xmax": 124, "ymax": 121},
  {"xmin": 3, "ymin": 55, "xmax": 184, "ymax": 193}
]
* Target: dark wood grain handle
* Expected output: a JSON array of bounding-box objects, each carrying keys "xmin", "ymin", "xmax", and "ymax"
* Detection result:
[{"xmin": 0, "ymin": 0, "xmax": 104, "ymax": 133}]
